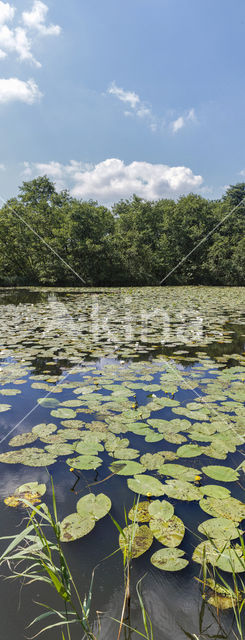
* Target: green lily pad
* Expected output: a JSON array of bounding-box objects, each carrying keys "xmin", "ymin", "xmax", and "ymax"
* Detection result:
[
  {"xmin": 193, "ymin": 540, "xmax": 245, "ymax": 573},
  {"xmin": 119, "ymin": 524, "xmax": 153, "ymax": 559},
  {"xmin": 0, "ymin": 404, "xmax": 11, "ymax": 412},
  {"xmin": 215, "ymin": 545, "xmax": 245, "ymax": 573},
  {"xmin": 159, "ymin": 463, "xmax": 200, "ymax": 482},
  {"xmin": 148, "ymin": 499, "xmax": 174, "ymax": 521},
  {"xmin": 0, "ymin": 447, "xmax": 56, "ymax": 467},
  {"xmin": 127, "ymin": 475, "xmax": 165, "ymax": 497},
  {"xmin": 66, "ymin": 455, "xmax": 102, "ymax": 470},
  {"xmin": 198, "ymin": 517, "xmax": 240, "ymax": 541},
  {"xmin": 199, "ymin": 485, "xmax": 231, "ymax": 499},
  {"xmin": 176, "ymin": 444, "xmax": 203, "ymax": 458},
  {"xmin": 51, "ymin": 408, "xmax": 77, "ymax": 419},
  {"xmin": 60, "ymin": 513, "xmax": 95, "ymax": 542},
  {"xmin": 37, "ymin": 398, "xmax": 60, "ymax": 408},
  {"xmin": 150, "ymin": 547, "xmax": 188, "ymax": 571},
  {"xmin": 164, "ymin": 479, "xmax": 202, "ymax": 501},
  {"xmin": 76, "ymin": 493, "xmax": 111, "ymax": 520},
  {"xmin": 149, "ymin": 515, "xmax": 185, "ymax": 547},
  {"xmin": 9, "ymin": 432, "xmax": 37, "ymax": 447},
  {"xmin": 140, "ymin": 453, "xmax": 166, "ymax": 471},
  {"xmin": 109, "ymin": 460, "xmax": 145, "ymax": 476},
  {"xmin": 112, "ymin": 447, "xmax": 139, "ymax": 460},
  {"xmin": 202, "ymin": 466, "xmax": 239, "ymax": 482},
  {"xmin": 199, "ymin": 497, "xmax": 245, "ymax": 522}
]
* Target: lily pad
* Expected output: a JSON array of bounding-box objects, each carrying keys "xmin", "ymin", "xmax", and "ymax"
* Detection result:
[
  {"xmin": 149, "ymin": 515, "xmax": 185, "ymax": 547},
  {"xmin": 164, "ymin": 479, "xmax": 202, "ymax": 501},
  {"xmin": 76, "ymin": 493, "xmax": 111, "ymax": 520},
  {"xmin": 51, "ymin": 408, "xmax": 77, "ymax": 419},
  {"xmin": 119, "ymin": 524, "xmax": 153, "ymax": 559},
  {"xmin": 199, "ymin": 497, "xmax": 245, "ymax": 522},
  {"xmin": 66, "ymin": 455, "xmax": 102, "ymax": 470},
  {"xmin": 199, "ymin": 485, "xmax": 231, "ymax": 499},
  {"xmin": 109, "ymin": 460, "xmax": 145, "ymax": 476},
  {"xmin": 159, "ymin": 463, "xmax": 200, "ymax": 482},
  {"xmin": 4, "ymin": 481, "xmax": 46, "ymax": 507},
  {"xmin": 148, "ymin": 499, "xmax": 174, "ymax": 521},
  {"xmin": 127, "ymin": 475, "xmax": 165, "ymax": 497},
  {"xmin": 128, "ymin": 501, "xmax": 151, "ymax": 523},
  {"xmin": 9, "ymin": 432, "xmax": 37, "ymax": 447},
  {"xmin": 60, "ymin": 513, "xmax": 95, "ymax": 542},
  {"xmin": 198, "ymin": 517, "xmax": 240, "ymax": 541},
  {"xmin": 176, "ymin": 444, "xmax": 203, "ymax": 458},
  {"xmin": 150, "ymin": 547, "xmax": 188, "ymax": 571},
  {"xmin": 202, "ymin": 466, "xmax": 239, "ymax": 482}
]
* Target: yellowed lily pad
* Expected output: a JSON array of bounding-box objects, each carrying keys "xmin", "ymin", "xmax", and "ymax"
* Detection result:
[{"xmin": 119, "ymin": 524, "xmax": 153, "ymax": 559}]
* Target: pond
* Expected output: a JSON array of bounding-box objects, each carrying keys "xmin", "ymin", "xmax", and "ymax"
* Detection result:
[{"xmin": 0, "ymin": 286, "xmax": 244, "ymax": 640}]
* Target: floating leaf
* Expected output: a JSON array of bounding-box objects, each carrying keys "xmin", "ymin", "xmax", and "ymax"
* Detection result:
[
  {"xmin": 164, "ymin": 479, "xmax": 201, "ymax": 501},
  {"xmin": 128, "ymin": 501, "xmax": 151, "ymax": 523},
  {"xmin": 176, "ymin": 444, "xmax": 203, "ymax": 458},
  {"xmin": 198, "ymin": 517, "xmax": 240, "ymax": 541},
  {"xmin": 0, "ymin": 404, "xmax": 11, "ymax": 412},
  {"xmin": 199, "ymin": 497, "xmax": 245, "ymax": 522},
  {"xmin": 150, "ymin": 547, "xmax": 188, "ymax": 571},
  {"xmin": 202, "ymin": 466, "xmax": 239, "ymax": 482},
  {"xmin": 60, "ymin": 513, "xmax": 95, "ymax": 542},
  {"xmin": 199, "ymin": 485, "xmax": 231, "ymax": 499},
  {"xmin": 66, "ymin": 455, "xmax": 102, "ymax": 470},
  {"xmin": 148, "ymin": 499, "xmax": 174, "ymax": 521},
  {"xmin": 76, "ymin": 493, "xmax": 111, "ymax": 520},
  {"xmin": 9, "ymin": 432, "xmax": 37, "ymax": 447},
  {"xmin": 119, "ymin": 524, "xmax": 153, "ymax": 559},
  {"xmin": 149, "ymin": 515, "xmax": 185, "ymax": 547},
  {"xmin": 4, "ymin": 481, "xmax": 46, "ymax": 507},
  {"xmin": 159, "ymin": 463, "xmax": 200, "ymax": 482},
  {"xmin": 51, "ymin": 408, "xmax": 77, "ymax": 419},
  {"xmin": 127, "ymin": 474, "xmax": 165, "ymax": 497},
  {"xmin": 109, "ymin": 460, "xmax": 145, "ymax": 476},
  {"xmin": 37, "ymin": 398, "xmax": 60, "ymax": 408}
]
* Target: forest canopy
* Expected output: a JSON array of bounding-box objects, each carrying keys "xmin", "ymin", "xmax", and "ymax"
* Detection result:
[{"xmin": 0, "ymin": 177, "xmax": 244, "ymax": 287}]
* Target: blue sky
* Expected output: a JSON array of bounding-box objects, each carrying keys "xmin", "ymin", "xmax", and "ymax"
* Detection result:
[{"xmin": 0, "ymin": 0, "xmax": 244, "ymax": 204}]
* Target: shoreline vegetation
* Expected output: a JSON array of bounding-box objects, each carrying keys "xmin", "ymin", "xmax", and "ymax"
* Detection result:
[{"xmin": 0, "ymin": 177, "xmax": 245, "ymax": 287}]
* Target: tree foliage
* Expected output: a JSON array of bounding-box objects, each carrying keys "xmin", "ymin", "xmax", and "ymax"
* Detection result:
[{"xmin": 0, "ymin": 177, "xmax": 244, "ymax": 286}]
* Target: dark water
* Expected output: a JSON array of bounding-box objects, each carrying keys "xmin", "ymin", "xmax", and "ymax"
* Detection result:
[{"xmin": 0, "ymin": 287, "xmax": 244, "ymax": 640}]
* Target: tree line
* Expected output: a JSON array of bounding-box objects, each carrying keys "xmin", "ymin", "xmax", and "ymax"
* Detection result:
[{"xmin": 0, "ymin": 177, "xmax": 244, "ymax": 286}]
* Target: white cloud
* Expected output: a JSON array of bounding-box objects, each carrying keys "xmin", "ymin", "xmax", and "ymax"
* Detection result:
[
  {"xmin": 0, "ymin": 24, "xmax": 41, "ymax": 66},
  {"xmin": 22, "ymin": 1, "xmax": 61, "ymax": 36},
  {"xmin": 0, "ymin": 1, "xmax": 15, "ymax": 24},
  {"xmin": 108, "ymin": 83, "xmax": 140, "ymax": 109},
  {"xmin": 0, "ymin": 1, "xmax": 61, "ymax": 66},
  {"xmin": 107, "ymin": 82, "xmax": 157, "ymax": 131},
  {"xmin": 239, "ymin": 169, "xmax": 245, "ymax": 178},
  {"xmin": 22, "ymin": 158, "xmax": 203, "ymax": 204},
  {"xmin": 0, "ymin": 163, "xmax": 5, "ymax": 170},
  {"xmin": 171, "ymin": 108, "xmax": 196, "ymax": 133},
  {"xmin": 0, "ymin": 77, "xmax": 42, "ymax": 103}
]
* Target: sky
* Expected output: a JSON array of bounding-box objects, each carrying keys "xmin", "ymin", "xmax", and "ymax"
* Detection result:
[{"xmin": 0, "ymin": 0, "xmax": 245, "ymax": 205}]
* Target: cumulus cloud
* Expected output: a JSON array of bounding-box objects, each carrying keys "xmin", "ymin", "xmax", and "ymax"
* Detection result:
[
  {"xmin": 107, "ymin": 82, "xmax": 157, "ymax": 131},
  {"xmin": 22, "ymin": 1, "xmax": 61, "ymax": 36},
  {"xmin": 0, "ymin": 1, "xmax": 61, "ymax": 66},
  {"xmin": 22, "ymin": 158, "xmax": 203, "ymax": 204},
  {"xmin": 0, "ymin": 163, "xmax": 5, "ymax": 170},
  {"xmin": 0, "ymin": 23, "xmax": 41, "ymax": 65},
  {"xmin": 0, "ymin": 77, "xmax": 42, "ymax": 103},
  {"xmin": 171, "ymin": 108, "xmax": 196, "ymax": 133},
  {"xmin": 0, "ymin": 1, "xmax": 15, "ymax": 24}
]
